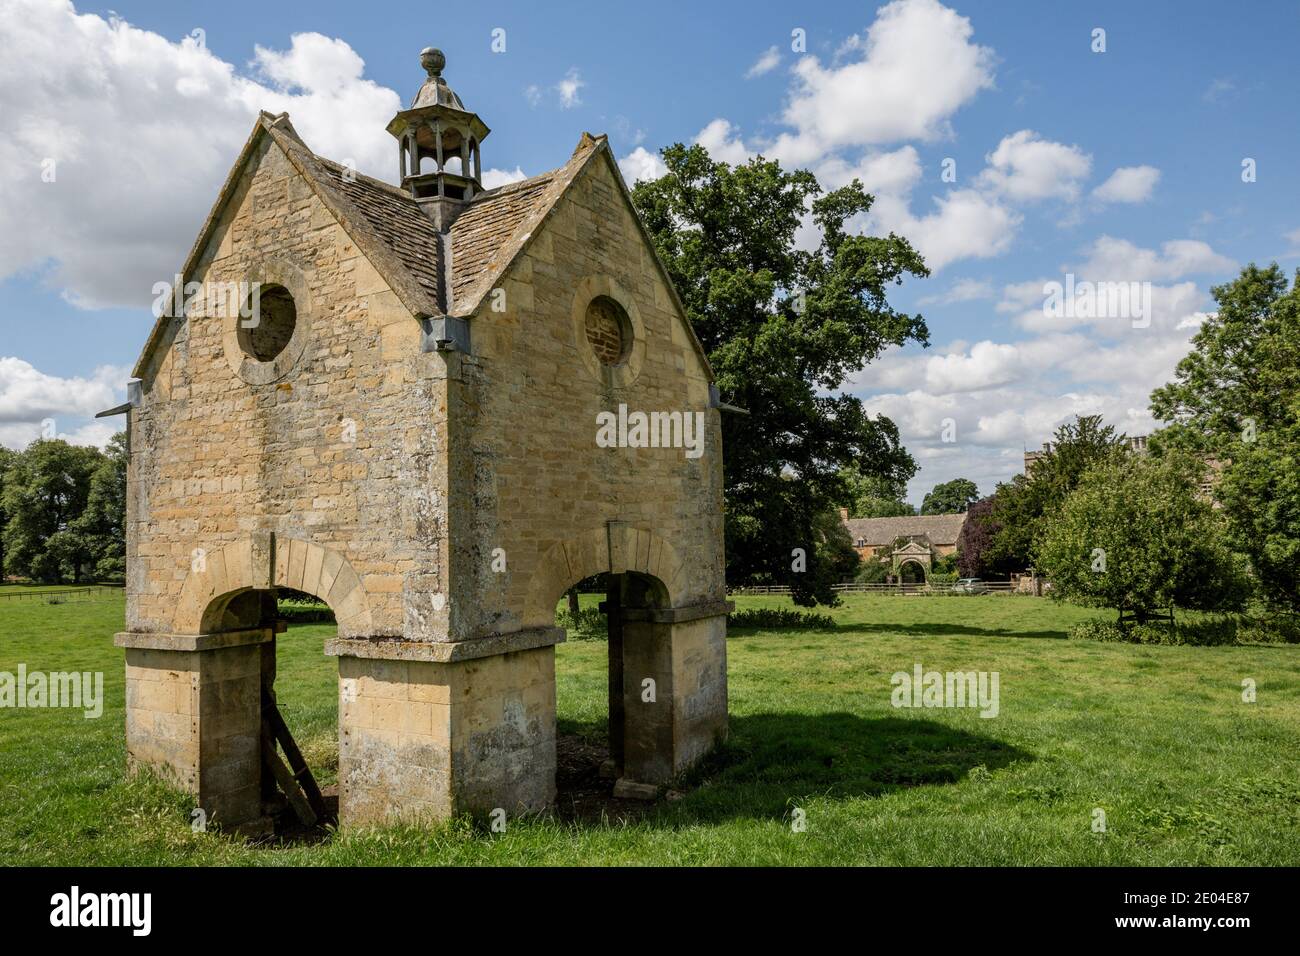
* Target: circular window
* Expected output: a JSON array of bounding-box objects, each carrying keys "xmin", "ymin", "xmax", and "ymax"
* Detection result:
[
  {"xmin": 584, "ymin": 295, "xmax": 631, "ymax": 366},
  {"xmin": 238, "ymin": 284, "xmax": 297, "ymax": 362}
]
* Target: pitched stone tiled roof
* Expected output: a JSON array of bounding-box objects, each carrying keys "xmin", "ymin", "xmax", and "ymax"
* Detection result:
[
  {"xmin": 842, "ymin": 513, "xmax": 968, "ymax": 547},
  {"xmin": 315, "ymin": 158, "xmax": 446, "ymax": 310},
  {"xmin": 448, "ymin": 173, "xmax": 555, "ymax": 307},
  {"xmin": 133, "ymin": 114, "xmax": 714, "ymax": 383}
]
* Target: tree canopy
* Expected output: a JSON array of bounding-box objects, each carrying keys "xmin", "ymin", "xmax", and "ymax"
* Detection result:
[
  {"xmin": 1150, "ymin": 263, "xmax": 1300, "ymax": 611},
  {"xmin": 631, "ymin": 143, "xmax": 929, "ymax": 604},
  {"xmin": 838, "ymin": 463, "xmax": 915, "ymax": 518},
  {"xmin": 1037, "ymin": 452, "xmax": 1248, "ymax": 620},
  {"xmin": 0, "ymin": 435, "xmax": 126, "ymax": 584},
  {"xmin": 921, "ymin": 478, "xmax": 979, "ymax": 515},
  {"xmin": 987, "ymin": 415, "xmax": 1126, "ymax": 572}
]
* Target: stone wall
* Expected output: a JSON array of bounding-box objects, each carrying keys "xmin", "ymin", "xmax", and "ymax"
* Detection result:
[
  {"xmin": 128, "ymin": 135, "xmax": 446, "ymax": 639},
  {"xmin": 449, "ymin": 152, "xmax": 726, "ymax": 639},
  {"xmin": 336, "ymin": 644, "xmax": 556, "ymax": 824}
]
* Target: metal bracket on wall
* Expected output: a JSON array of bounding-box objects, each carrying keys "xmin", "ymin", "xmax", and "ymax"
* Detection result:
[
  {"xmin": 419, "ymin": 315, "xmax": 471, "ymax": 353},
  {"xmin": 709, "ymin": 383, "xmax": 749, "ymax": 415}
]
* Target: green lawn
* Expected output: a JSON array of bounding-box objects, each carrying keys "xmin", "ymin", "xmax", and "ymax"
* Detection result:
[{"xmin": 1, "ymin": 592, "xmax": 1297, "ymax": 865}]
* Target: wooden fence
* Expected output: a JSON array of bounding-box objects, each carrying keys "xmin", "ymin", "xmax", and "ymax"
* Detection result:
[
  {"xmin": 0, "ymin": 585, "xmax": 125, "ymax": 604},
  {"xmin": 729, "ymin": 581, "xmax": 1022, "ymax": 597}
]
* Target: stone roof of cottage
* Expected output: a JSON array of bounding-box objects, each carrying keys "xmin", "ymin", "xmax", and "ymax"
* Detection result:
[
  {"xmin": 842, "ymin": 513, "xmax": 968, "ymax": 548},
  {"xmin": 133, "ymin": 111, "xmax": 714, "ymax": 383}
]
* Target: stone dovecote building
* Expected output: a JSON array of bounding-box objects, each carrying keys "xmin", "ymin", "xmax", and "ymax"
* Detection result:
[{"xmin": 112, "ymin": 49, "xmax": 730, "ymax": 831}]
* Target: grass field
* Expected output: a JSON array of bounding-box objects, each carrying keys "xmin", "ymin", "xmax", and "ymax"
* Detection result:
[{"xmin": 1, "ymin": 591, "xmax": 1297, "ymax": 865}]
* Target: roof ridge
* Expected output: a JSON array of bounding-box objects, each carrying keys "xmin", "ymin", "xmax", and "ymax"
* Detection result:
[{"xmin": 472, "ymin": 170, "xmax": 556, "ymax": 200}]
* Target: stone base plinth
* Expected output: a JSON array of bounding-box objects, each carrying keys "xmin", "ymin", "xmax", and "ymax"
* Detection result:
[
  {"xmin": 115, "ymin": 628, "xmax": 273, "ymax": 830},
  {"xmin": 619, "ymin": 604, "xmax": 729, "ymax": 789},
  {"xmin": 326, "ymin": 628, "xmax": 562, "ymax": 827}
]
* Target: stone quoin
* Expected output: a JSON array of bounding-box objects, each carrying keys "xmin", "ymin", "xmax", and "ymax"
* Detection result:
[{"xmin": 108, "ymin": 47, "xmax": 731, "ymax": 832}]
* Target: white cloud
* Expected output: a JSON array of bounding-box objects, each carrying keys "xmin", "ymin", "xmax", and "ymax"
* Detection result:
[
  {"xmin": 745, "ymin": 46, "xmax": 781, "ymax": 79},
  {"xmin": 0, "ymin": 357, "xmax": 127, "ymax": 449},
  {"xmin": 770, "ymin": 0, "xmax": 996, "ymax": 166},
  {"xmin": 870, "ymin": 188, "xmax": 1020, "ymax": 271},
  {"xmin": 816, "ymin": 145, "xmax": 922, "ymax": 194},
  {"xmin": 1093, "ymin": 165, "xmax": 1161, "ymax": 203},
  {"xmin": 556, "ymin": 69, "xmax": 584, "ymax": 109},
  {"xmin": 851, "ymin": 235, "xmax": 1235, "ymax": 497},
  {"xmin": 0, "ymin": 1, "xmax": 402, "ymax": 310},
  {"xmin": 918, "ymin": 277, "xmax": 994, "ymax": 306},
  {"xmin": 695, "ymin": 119, "xmax": 752, "ymax": 167},
  {"xmin": 977, "ymin": 130, "xmax": 1092, "ymax": 202},
  {"xmin": 1077, "ymin": 237, "xmax": 1234, "ymax": 283},
  {"xmin": 481, "ymin": 166, "xmax": 528, "ymax": 190},
  {"xmin": 618, "ymin": 146, "xmax": 667, "ymax": 185}
]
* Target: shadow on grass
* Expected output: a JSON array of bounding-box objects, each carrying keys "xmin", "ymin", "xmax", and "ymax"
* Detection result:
[
  {"xmin": 730, "ymin": 622, "xmax": 1070, "ymax": 641},
  {"xmin": 554, "ymin": 711, "xmax": 1032, "ymax": 827}
]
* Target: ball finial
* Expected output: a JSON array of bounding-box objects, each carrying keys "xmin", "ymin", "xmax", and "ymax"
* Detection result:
[{"xmin": 420, "ymin": 47, "xmax": 445, "ymax": 78}]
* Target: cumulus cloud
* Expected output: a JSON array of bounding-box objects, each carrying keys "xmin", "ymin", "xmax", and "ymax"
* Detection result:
[
  {"xmin": 745, "ymin": 46, "xmax": 781, "ymax": 79},
  {"xmin": 482, "ymin": 166, "xmax": 528, "ymax": 190},
  {"xmin": 1093, "ymin": 165, "xmax": 1161, "ymax": 203},
  {"xmin": 0, "ymin": 357, "xmax": 127, "ymax": 449},
  {"xmin": 618, "ymin": 146, "xmax": 667, "ymax": 185},
  {"xmin": 870, "ymin": 188, "xmax": 1021, "ymax": 271},
  {"xmin": 1077, "ymin": 236, "xmax": 1234, "ymax": 283},
  {"xmin": 0, "ymin": 1, "xmax": 520, "ymax": 311},
  {"xmin": 977, "ymin": 130, "xmax": 1092, "ymax": 202},
  {"xmin": 770, "ymin": 0, "xmax": 996, "ymax": 165},
  {"xmin": 695, "ymin": 118, "xmax": 752, "ymax": 167},
  {"xmin": 850, "ymin": 235, "xmax": 1237, "ymax": 498},
  {"xmin": 917, "ymin": 277, "xmax": 994, "ymax": 306}
]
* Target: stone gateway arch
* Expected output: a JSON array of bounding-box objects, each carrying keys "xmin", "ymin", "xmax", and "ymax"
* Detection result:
[{"xmin": 112, "ymin": 49, "xmax": 730, "ymax": 833}]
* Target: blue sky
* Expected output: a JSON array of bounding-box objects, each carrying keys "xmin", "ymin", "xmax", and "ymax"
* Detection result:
[{"xmin": 3, "ymin": 0, "xmax": 1299, "ymax": 502}]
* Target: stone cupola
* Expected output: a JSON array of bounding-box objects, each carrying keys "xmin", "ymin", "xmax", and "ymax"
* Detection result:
[{"xmin": 386, "ymin": 47, "xmax": 491, "ymax": 229}]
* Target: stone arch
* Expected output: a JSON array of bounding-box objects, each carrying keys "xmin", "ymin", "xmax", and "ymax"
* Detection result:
[
  {"xmin": 524, "ymin": 524, "xmax": 687, "ymax": 627},
  {"xmin": 897, "ymin": 558, "xmax": 928, "ymax": 584},
  {"xmin": 174, "ymin": 534, "xmax": 372, "ymax": 637}
]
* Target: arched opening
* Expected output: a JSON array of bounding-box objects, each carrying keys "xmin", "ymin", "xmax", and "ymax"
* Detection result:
[
  {"xmin": 898, "ymin": 560, "xmax": 927, "ymax": 585},
  {"xmin": 199, "ymin": 583, "xmax": 339, "ymax": 837},
  {"xmin": 553, "ymin": 568, "xmax": 669, "ymax": 818}
]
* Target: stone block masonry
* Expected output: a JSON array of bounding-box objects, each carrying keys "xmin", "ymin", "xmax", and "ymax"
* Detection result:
[{"xmin": 116, "ymin": 50, "xmax": 730, "ymax": 830}]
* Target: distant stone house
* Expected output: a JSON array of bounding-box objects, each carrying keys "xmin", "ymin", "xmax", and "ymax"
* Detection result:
[{"xmin": 838, "ymin": 511, "xmax": 968, "ymax": 580}]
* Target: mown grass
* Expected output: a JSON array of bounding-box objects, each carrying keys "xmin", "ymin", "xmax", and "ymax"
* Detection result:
[{"xmin": 1, "ymin": 592, "xmax": 1297, "ymax": 865}]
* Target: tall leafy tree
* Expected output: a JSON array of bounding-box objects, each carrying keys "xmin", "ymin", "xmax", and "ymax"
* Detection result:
[
  {"xmin": 1151, "ymin": 263, "xmax": 1300, "ymax": 449},
  {"xmin": 1037, "ymin": 452, "xmax": 1249, "ymax": 621},
  {"xmin": 838, "ymin": 464, "xmax": 915, "ymax": 517},
  {"xmin": 632, "ymin": 144, "xmax": 929, "ymax": 604},
  {"xmin": 1, "ymin": 439, "xmax": 103, "ymax": 583},
  {"xmin": 0, "ymin": 445, "xmax": 16, "ymax": 580},
  {"xmin": 921, "ymin": 478, "xmax": 979, "ymax": 515},
  {"xmin": 955, "ymin": 496, "xmax": 1010, "ymax": 579},
  {"xmin": 988, "ymin": 415, "xmax": 1125, "ymax": 571},
  {"xmin": 72, "ymin": 432, "xmax": 128, "ymax": 580},
  {"xmin": 1150, "ymin": 264, "xmax": 1300, "ymax": 611},
  {"xmin": 1215, "ymin": 412, "xmax": 1300, "ymax": 611}
]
